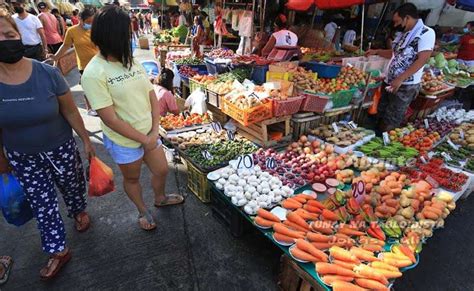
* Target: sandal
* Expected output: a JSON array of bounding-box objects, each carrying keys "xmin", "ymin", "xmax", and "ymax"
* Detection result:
[
  {"xmin": 0, "ymin": 256, "xmax": 13, "ymax": 286},
  {"xmin": 138, "ymin": 211, "xmax": 156, "ymax": 231},
  {"xmin": 74, "ymin": 212, "xmax": 91, "ymax": 233},
  {"xmin": 40, "ymin": 248, "xmax": 72, "ymax": 281},
  {"xmin": 154, "ymin": 194, "xmax": 185, "ymax": 208}
]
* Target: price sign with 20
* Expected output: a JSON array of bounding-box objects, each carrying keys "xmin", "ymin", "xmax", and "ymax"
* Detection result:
[
  {"xmin": 237, "ymin": 154, "xmax": 254, "ymax": 170},
  {"xmin": 352, "ymin": 180, "xmax": 365, "ymax": 205}
]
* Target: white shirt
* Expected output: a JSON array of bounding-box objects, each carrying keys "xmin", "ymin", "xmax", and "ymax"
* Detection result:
[
  {"xmin": 386, "ymin": 21, "xmax": 435, "ymax": 85},
  {"xmin": 324, "ymin": 22, "xmax": 337, "ymax": 42},
  {"xmin": 13, "ymin": 13, "xmax": 43, "ymax": 46},
  {"xmin": 272, "ymin": 30, "xmax": 298, "ymax": 46},
  {"xmin": 343, "ymin": 30, "xmax": 356, "ymax": 46}
]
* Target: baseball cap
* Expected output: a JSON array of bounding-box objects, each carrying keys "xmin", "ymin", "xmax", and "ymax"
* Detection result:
[{"xmin": 37, "ymin": 2, "xmax": 47, "ymax": 9}]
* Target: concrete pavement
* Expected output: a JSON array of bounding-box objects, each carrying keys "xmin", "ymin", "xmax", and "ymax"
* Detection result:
[{"xmin": 1, "ymin": 42, "xmax": 474, "ymax": 291}]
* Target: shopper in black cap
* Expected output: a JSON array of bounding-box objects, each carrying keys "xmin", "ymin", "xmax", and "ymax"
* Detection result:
[{"xmin": 37, "ymin": 1, "xmax": 63, "ymax": 53}]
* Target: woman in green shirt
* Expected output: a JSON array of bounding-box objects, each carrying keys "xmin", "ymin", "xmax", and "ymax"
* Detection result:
[{"xmin": 82, "ymin": 6, "xmax": 184, "ymax": 231}]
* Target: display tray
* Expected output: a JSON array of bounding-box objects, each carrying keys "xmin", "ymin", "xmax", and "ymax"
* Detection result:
[
  {"xmin": 420, "ymin": 85, "xmax": 454, "ymax": 96},
  {"xmin": 159, "ymin": 123, "xmax": 211, "ymax": 136}
]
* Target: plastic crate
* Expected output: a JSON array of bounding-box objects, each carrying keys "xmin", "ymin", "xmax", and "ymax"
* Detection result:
[
  {"xmin": 189, "ymin": 78, "xmax": 207, "ymax": 93},
  {"xmin": 301, "ymin": 62, "xmax": 342, "ymax": 78},
  {"xmin": 300, "ymin": 92, "xmax": 331, "ymax": 113},
  {"xmin": 210, "ymin": 186, "xmax": 250, "ymax": 237},
  {"xmin": 175, "ymin": 64, "xmax": 207, "ymax": 72},
  {"xmin": 330, "ymin": 88, "xmax": 356, "ymax": 109},
  {"xmin": 291, "ymin": 113, "xmax": 319, "ymax": 140},
  {"xmin": 184, "ymin": 158, "xmax": 210, "ymax": 203},
  {"xmin": 251, "ymin": 65, "xmax": 269, "ymax": 84},
  {"xmin": 220, "ymin": 97, "xmax": 273, "ymax": 126},
  {"xmin": 266, "ymin": 71, "xmax": 290, "ymax": 82},
  {"xmin": 207, "ymin": 89, "xmax": 224, "ymax": 108},
  {"xmin": 273, "ymin": 96, "xmax": 305, "ymax": 117},
  {"xmin": 410, "ymin": 91, "xmax": 452, "ymax": 111},
  {"xmin": 204, "ymin": 58, "xmax": 230, "ymax": 75}
]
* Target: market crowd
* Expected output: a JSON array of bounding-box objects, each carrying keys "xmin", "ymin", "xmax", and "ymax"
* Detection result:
[{"xmin": 0, "ymin": 0, "xmax": 473, "ymax": 286}]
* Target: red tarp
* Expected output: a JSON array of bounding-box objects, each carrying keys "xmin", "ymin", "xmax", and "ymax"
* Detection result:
[{"xmin": 286, "ymin": 0, "xmax": 368, "ymax": 11}]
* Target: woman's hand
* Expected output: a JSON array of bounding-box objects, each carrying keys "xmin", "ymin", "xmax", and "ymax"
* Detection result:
[
  {"xmin": 83, "ymin": 140, "xmax": 96, "ymax": 160},
  {"xmin": 0, "ymin": 156, "xmax": 11, "ymax": 174},
  {"xmin": 143, "ymin": 132, "xmax": 159, "ymax": 152}
]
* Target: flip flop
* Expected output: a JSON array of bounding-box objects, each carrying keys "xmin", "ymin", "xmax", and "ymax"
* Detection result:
[
  {"xmin": 138, "ymin": 210, "xmax": 156, "ymax": 231},
  {"xmin": 0, "ymin": 256, "xmax": 13, "ymax": 286},
  {"xmin": 40, "ymin": 249, "xmax": 71, "ymax": 281},
  {"xmin": 154, "ymin": 194, "xmax": 185, "ymax": 208},
  {"xmin": 74, "ymin": 212, "xmax": 91, "ymax": 233}
]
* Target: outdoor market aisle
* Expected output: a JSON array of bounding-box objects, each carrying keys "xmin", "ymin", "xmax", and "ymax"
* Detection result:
[{"xmin": 0, "ymin": 45, "xmax": 473, "ymax": 291}]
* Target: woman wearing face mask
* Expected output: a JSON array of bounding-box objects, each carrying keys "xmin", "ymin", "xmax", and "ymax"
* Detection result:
[
  {"xmin": 457, "ymin": 21, "xmax": 474, "ymax": 67},
  {"xmin": 0, "ymin": 8, "xmax": 94, "ymax": 280},
  {"xmin": 50, "ymin": 8, "xmax": 98, "ymax": 116},
  {"xmin": 81, "ymin": 6, "xmax": 184, "ymax": 231}
]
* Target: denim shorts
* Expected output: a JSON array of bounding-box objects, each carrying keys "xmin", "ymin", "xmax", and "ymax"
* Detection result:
[{"xmin": 103, "ymin": 134, "xmax": 162, "ymax": 165}]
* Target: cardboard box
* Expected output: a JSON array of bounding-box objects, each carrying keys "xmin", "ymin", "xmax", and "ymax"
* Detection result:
[{"xmin": 139, "ymin": 37, "xmax": 149, "ymax": 50}]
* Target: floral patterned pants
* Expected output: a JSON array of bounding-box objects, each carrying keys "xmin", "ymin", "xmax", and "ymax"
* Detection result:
[{"xmin": 6, "ymin": 138, "xmax": 87, "ymax": 254}]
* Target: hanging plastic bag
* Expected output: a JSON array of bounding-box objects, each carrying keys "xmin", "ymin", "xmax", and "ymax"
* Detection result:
[
  {"xmin": 368, "ymin": 86, "xmax": 382, "ymax": 115},
  {"xmin": 88, "ymin": 157, "xmax": 115, "ymax": 197},
  {"xmin": 185, "ymin": 88, "xmax": 208, "ymax": 115},
  {"xmin": 0, "ymin": 173, "xmax": 33, "ymax": 226}
]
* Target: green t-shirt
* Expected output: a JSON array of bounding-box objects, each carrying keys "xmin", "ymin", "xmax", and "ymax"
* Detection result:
[{"xmin": 81, "ymin": 55, "xmax": 154, "ymax": 148}]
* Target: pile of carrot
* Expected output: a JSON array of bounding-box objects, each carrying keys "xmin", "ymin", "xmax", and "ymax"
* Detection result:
[{"xmin": 254, "ymin": 209, "xmax": 281, "ymax": 228}]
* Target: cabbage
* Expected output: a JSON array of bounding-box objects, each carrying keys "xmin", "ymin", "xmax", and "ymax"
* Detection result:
[
  {"xmin": 448, "ymin": 59, "xmax": 458, "ymax": 69},
  {"xmin": 435, "ymin": 59, "xmax": 448, "ymax": 69},
  {"xmin": 434, "ymin": 53, "xmax": 446, "ymax": 63},
  {"xmin": 427, "ymin": 57, "xmax": 436, "ymax": 66}
]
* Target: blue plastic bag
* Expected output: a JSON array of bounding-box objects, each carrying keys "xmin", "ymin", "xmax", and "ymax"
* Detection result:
[{"xmin": 0, "ymin": 173, "xmax": 33, "ymax": 226}]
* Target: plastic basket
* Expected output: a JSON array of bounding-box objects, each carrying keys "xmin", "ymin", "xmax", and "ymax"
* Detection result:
[
  {"xmin": 189, "ymin": 78, "xmax": 207, "ymax": 93},
  {"xmin": 301, "ymin": 62, "xmax": 342, "ymax": 78},
  {"xmin": 273, "ymin": 96, "xmax": 305, "ymax": 117},
  {"xmin": 300, "ymin": 92, "xmax": 331, "ymax": 113},
  {"xmin": 183, "ymin": 158, "xmax": 210, "ymax": 203},
  {"xmin": 266, "ymin": 71, "xmax": 290, "ymax": 81},
  {"xmin": 251, "ymin": 65, "xmax": 269, "ymax": 84},
  {"xmin": 330, "ymin": 88, "xmax": 356, "ymax": 109},
  {"xmin": 207, "ymin": 89, "xmax": 224, "ymax": 108},
  {"xmin": 220, "ymin": 97, "xmax": 273, "ymax": 126}
]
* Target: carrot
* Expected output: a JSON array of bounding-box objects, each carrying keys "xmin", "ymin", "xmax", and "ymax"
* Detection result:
[
  {"xmin": 273, "ymin": 223, "xmax": 305, "ymax": 239},
  {"xmin": 422, "ymin": 210, "xmax": 439, "ymax": 220},
  {"xmin": 295, "ymin": 239, "xmax": 329, "ymax": 262},
  {"xmin": 282, "ymin": 200, "xmax": 302, "ymax": 210},
  {"xmin": 321, "ymin": 275, "xmax": 354, "ymax": 285},
  {"xmin": 292, "ymin": 196, "xmax": 307, "ymax": 203},
  {"xmin": 329, "ymin": 246, "xmax": 360, "ymax": 264},
  {"xmin": 315, "ymin": 262, "xmax": 356, "ymax": 277},
  {"xmin": 382, "ymin": 257, "xmax": 413, "ymax": 268},
  {"xmin": 307, "ymin": 199, "xmax": 325, "ymax": 209},
  {"xmin": 333, "ymin": 233, "xmax": 354, "ymax": 246},
  {"xmin": 303, "ymin": 204, "xmax": 323, "ymax": 214},
  {"xmin": 273, "ymin": 232, "xmax": 295, "ymax": 244},
  {"xmin": 370, "ymin": 261, "xmax": 399, "ymax": 272},
  {"xmin": 354, "ymin": 265, "xmax": 388, "ymax": 285},
  {"xmin": 369, "ymin": 267, "xmax": 402, "ymax": 279},
  {"xmin": 291, "ymin": 246, "xmax": 320, "ymax": 262},
  {"xmin": 398, "ymin": 245, "xmax": 416, "ymax": 263},
  {"xmin": 311, "ymin": 221, "xmax": 334, "ymax": 234},
  {"xmin": 287, "ymin": 211, "xmax": 311, "ymax": 230},
  {"xmin": 359, "ymin": 236, "xmax": 385, "ymax": 246},
  {"xmin": 382, "ymin": 252, "xmax": 410, "ymax": 261},
  {"xmin": 294, "ymin": 209, "xmax": 319, "ymax": 221},
  {"xmin": 311, "ymin": 242, "xmax": 335, "ymax": 250},
  {"xmin": 355, "ymin": 278, "xmax": 389, "ymax": 291},
  {"xmin": 332, "ymin": 280, "xmax": 367, "ymax": 291},
  {"xmin": 286, "ymin": 197, "xmax": 303, "ymax": 207},
  {"xmin": 360, "ymin": 243, "xmax": 384, "ymax": 252},
  {"xmin": 350, "ymin": 247, "xmax": 378, "ymax": 262},
  {"xmin": 257, "ymin": 208, "xmax": 280, "ymax": 223},
  {"xmin": 332, "ymin": 259, "xmax": 357, "ymax": 270},
  {"xmin": 283, "ymin": 220, "xmax": 310, "ymax": 232},
  {"xmin": 306, "ymin": 232, "xmax": 332, "ymax": 243},
  {"xmin": 254, "ymin": 216, "xmax": 276, "ymax": 228},
  {"xmin": 295, "ymin": 194, "xmax": 315, "ymax": 200},
  {"xmin": 384, "ymin": 199, "xmax": 399, "ymax": 208},
  {"xmin": 338, "ymin": 226, "xmax": 365, "ymax": 237},
  {"xmin": 322, "ymin": 209, "xmax": 339, "ymax": 221}
]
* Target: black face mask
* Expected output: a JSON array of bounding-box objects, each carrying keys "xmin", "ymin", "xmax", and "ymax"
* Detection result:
[
  {"xmin": 0, "ymin": 40, "xmax": 25, "ymax": 64},
  {"xmin": 393, "ymin": 18, "xmax": 406, "ymax": 32},
  {"xmin": 13, "ymin": 6, "xmax": 25, "ymax": 14}
]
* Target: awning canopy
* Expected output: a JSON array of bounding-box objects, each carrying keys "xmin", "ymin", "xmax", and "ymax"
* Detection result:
[{"xmin": 286, "ymin": 0, "xmax": 388, "ymax": 11}]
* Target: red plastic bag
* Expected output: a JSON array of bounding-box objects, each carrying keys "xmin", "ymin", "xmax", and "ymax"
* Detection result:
[
  {"xmin": 286, "ymin": 0, "xmax": 313, "ymax": 11},
  {"xmin": 88, "ymin": 157, "xmax": 115, "ymax": 197},
  {"xmin": 314, "ymin": 0, "xmax": 364, "ymax": 9}
]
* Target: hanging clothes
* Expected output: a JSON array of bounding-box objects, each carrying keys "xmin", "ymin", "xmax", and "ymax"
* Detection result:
[
  {"xmin": 232, "ymin": 9, "xmax": 241, "ymax": 31},
  {"xmin": 238, "ymin": 10, "xmax": 253, "ymax": 37}
]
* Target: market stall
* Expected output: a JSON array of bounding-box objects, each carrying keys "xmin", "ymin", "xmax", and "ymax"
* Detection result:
[{"xmin": 148, "ymin": 15, "xmax": 474, "ymax": 289}]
